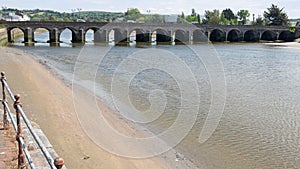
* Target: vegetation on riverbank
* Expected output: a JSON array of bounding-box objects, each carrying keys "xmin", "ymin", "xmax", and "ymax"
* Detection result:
[
  {"xmin": 0, "ymin": 4, "xmax": 299, "ymax": 26},
  {"xmin": 0, "ymin": 8, "xmax": 123, "ymax": 22}
]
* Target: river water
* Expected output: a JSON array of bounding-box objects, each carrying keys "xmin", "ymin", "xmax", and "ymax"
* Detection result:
[{"xmin": 12, "ymin": 31, "xmax": 300, "ymax": 168}]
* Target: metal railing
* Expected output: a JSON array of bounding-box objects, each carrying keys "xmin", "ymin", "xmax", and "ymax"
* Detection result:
[{"xmin": 1, "ymin": 72, "xmax": 65, "ymax": 169}]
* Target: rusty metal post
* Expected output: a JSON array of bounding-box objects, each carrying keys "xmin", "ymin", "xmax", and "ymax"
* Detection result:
[
  {"xmin": 1, "ymin": 72, "xmax": 9, "ymax": 130},
  {"xmin": 54, "ymin": 157, "xmax": 64, "ymax": 169},
  {"xmin": 14, "ymin": 94, "xmax": 26, "ymax": 169}
]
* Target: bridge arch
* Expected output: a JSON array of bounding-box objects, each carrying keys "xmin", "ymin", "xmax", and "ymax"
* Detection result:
[
  {"xmin": 244, "ymin": 30, "xmax": 259, "ymax": 42},
  {"xmin": 210, "ymin": 29, "xmax": 226, "ymax": 42},
  {"xmin": 227, "ymin": 29, "xmax": 241, "ymax": 42},
  {"xmin": 129, "ymin": 28, "xmax": 146, "ymax": 35},
  {"xmin": 129, "ymin": 28, "xmax": 149, "ymax": 43},
  {"xmin": 33, "ymin": 28, "xmax": 50, "ymax": 43},
  {"xmin": 261, "ymin": 30, "xmax": 277, "ymax": 41},
  {"xmin": 174, "ymin": 29, "xmax": 189, "ymax": 44},
  {"xmin": 193, "ymin": 29, "xmax": 206, "ymax": 43},
  {"xmin": 278, "ymin": 31, "xmax": 295, "ymax": 42},
  {"xmin": 84, "ymin": 27, "xmax": 99, "ymax": 43},
  {"xmin": 153, "ymin": 28, "xmax": 171, "ymax": 44},
  {"xmin": 59, "ymin": 27, "xmax": 76, "ymax": 43},
  {"xmin": 7, "ymin": 27, "xmax": 25, "ymax": 43},
  {"xmin": 108, "ymin": 28, "xmax": 128, "ymax": 45}
]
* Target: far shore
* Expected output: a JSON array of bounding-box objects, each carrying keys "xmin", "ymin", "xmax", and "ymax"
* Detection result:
[{"xmin": 263, "ymin": 38, "xmax": 300, "ymax": 48}]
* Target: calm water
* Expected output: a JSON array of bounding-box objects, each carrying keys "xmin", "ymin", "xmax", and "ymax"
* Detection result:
[{"xmin": 13, "ymin": 32, "xmax": 300, "ymax": 168}]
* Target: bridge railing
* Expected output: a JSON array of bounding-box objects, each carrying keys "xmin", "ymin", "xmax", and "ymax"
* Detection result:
[{"xmin": 1, "ymin": 72, "xmax": 65, "ymax": 169}]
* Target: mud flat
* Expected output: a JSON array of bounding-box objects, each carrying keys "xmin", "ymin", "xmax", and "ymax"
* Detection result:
[{"xmin": 0, "ymin": 46, "xmax": 201, "ymax": 169}]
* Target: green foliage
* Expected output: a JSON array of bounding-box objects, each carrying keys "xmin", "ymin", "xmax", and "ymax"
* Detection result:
[
  {"xmin": 263, "ymin": 4, "xmax": 289, "ymax": 26},
  {"xmin": 220, "ymin": 15, "xmax": 230, "ymax": 25},
  {"xmin": 177, "ymin": 12, "xmax": 186, "ymax": 23},
  {"xmin": 0, "ymin": 8, "xmax": 123, "ymax": 22},
  {"xmin": 186, "ymin": 15, "xmax": 197, "ymax": 22},
  {"xmin": 197, "ymin": 14, "xmax": 201, "ymax": 24},
  {"xmin": 237, "ymin": 10, "xmax": 250, "ymax": 25},
  {"xmin": 178, "ymin": 9, "xmax": 200, "ymax": 23},
  {"xmin": 191, "ymin": 9, "xmax": 196, "ymax": 17},
  {"xmin": 186, "ymin": 8, "xmax": 200, "ymax": 23},
  {"xmin": 150, "ymin": 14, "xmax": 164, "ymax": 23},
  {"xmin": 181, "ymin": 12, "xmax": 185, "ymax": 20},
  {"xmin": 203, "ymin": 9, "xmax": 221, "ymax": 24},
  {"xmin": 222, "ymin": 8, "xmax": 235, "ymax": 21},
  {"xmin": 220, "ymin": 8, "xmax": 237, "ymax": 25},
  {"xmin": 253, "ymin": 16, "xmax": 266, "ymax": 26},
  {"xmin": 0, "ymin": 24, "xmax": 4, "ymax": 29},
  {"xmin": 289, "ymin": 26, "xmax": 296, "ymax": 32},
  {"xmin": 124, "ymin": 8, "xmax": 142, "ymax": 21}
]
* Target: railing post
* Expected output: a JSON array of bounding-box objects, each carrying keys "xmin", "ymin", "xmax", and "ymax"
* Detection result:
[
  {"xmin": 14, "ymin": 94, "xmax": 26, "ymax": 169},
  {"xmin": 54, "ymin": 157, "xmax": 64, "ymax": 169},
  {"xmin": 1, "ymin": 72, "xmax": 9, "ymax": 130}
]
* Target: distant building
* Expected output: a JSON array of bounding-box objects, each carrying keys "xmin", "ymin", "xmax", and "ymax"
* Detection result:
[
  {"xmin": 3, "ymin": 11, "xmax": 30, "ymax": 21},
  {"xmin": 164, "ymin": 15, "xmax": 178, "ymax": 23},
  {"xmin": 76, "ymin": 19, "xmax": 86, "ymax": 22},
  {"xmin": 127, "ymin": 20, "xmax": 135, "ymax": 23}
]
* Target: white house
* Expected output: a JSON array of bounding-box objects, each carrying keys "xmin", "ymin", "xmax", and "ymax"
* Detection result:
[{"xmin": 3, "ymin": 12, "xmax": 30, "ymax": 21}]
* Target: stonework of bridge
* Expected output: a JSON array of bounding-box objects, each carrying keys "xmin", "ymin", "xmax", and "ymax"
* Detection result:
[{"xmin": 1, "ymin": 21, "xmax": 299, "ymax": 45}]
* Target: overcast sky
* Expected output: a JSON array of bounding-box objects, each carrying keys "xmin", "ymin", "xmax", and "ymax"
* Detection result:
[{"xmin": 0, "ymin": 0, "xmax": 299, "ymax": 18}]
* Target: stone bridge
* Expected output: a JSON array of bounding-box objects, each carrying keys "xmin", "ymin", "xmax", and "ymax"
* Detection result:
[{"xmin": 1, "ymin": 21, "xmax": 299, "ymax": 45}]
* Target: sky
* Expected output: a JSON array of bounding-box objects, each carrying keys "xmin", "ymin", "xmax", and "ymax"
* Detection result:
[{"xmin": 0, "ymin": 0, "xmax": 299, "ymax": 18}]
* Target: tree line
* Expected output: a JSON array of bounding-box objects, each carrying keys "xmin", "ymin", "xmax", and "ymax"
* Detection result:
[
  {"xmin": 0, "ymin": 8, "xmax": 123, "ymax": 22},
  {"xmin": 0, "ymin": 4, "xmax": 298, "ymax": 27},
  {"xmin": 179, "ymin": 4, "xmax": 292, "ymax": 26}
]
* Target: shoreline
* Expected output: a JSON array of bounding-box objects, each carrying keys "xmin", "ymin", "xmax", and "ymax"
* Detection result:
[
  {"xmin": 262, "ymin": 38, "xmax": 300, "ymax": 48},
  {"xmin": 0, "ymin": 46, "xmax": 200, "ymax": 169}
]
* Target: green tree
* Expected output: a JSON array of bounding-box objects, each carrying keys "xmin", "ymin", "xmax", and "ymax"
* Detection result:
[
  {"xmin": 124, "ymin": 8, "xmax": 141, "ymax": 21},
  {"xmin": 186, "ymin": 9, "xmax": 200, "ymax": 23},
  {"xmin": 151, "ymin": 14, "xmax": 164, "ymax": 23},
  {"xmin": 254, "ymin": 15, "xmax": 266, "ymax": 25},
  {"xmin": 191, "ymin": 8, "xmax": 196, "ymax": 17},
  {"xmin": 222, "ymin": 8, "xmax": 235, "ymax": 21},
  {"xmin": 263, "ymin": 4, "xmax": 289, "ymax": 26},
  {"xmin": 237, "ymin": 9, "xmax": 250, "ymax": 25},
  {"xmin": 181, "ymin": 12, "xmax": 185, "ymax": 20},
  {"xmin": 221, "ymin": 13, "xmax": 230, "ymax": 25},
  {"xmin": 177, "ymin": 11, "xmax": 185, "ymax": 23},
  {"xmin": 136, "ymin": 17, "xmax": 145, "ymax": 23},
  {"xmin": 202, "ymin": 9, "xmax": 221, "ymax": 24},
  {"xmin": 197, "ymin": 14, "xmax": 201, "ymax": 24}
]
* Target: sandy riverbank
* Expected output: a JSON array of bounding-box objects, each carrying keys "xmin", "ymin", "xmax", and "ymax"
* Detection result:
[
  {"xmin": 0, "ymin": 47, "xmax": 199, "ymax": 169},
  {"xmin": 263, "ymin": 39, "xmax": 300, "ymax": 48}
]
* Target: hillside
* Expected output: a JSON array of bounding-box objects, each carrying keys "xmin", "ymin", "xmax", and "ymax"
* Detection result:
[{"xmin": 0, "ymin": 8, "xmax": 124, "ymax": 22}]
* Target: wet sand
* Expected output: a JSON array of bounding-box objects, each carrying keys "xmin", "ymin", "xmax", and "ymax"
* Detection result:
[
  {"xmin": 263, "ymin": 39, "xmax": 300, "ymax": 48},
  {"xmin": 0, "ymin": 46, "xmax": 199, "ymax": 169}
]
